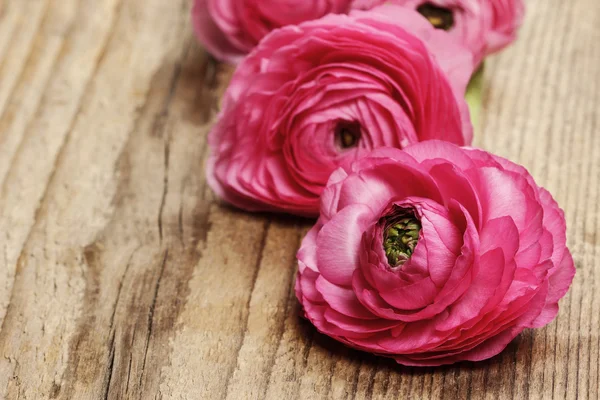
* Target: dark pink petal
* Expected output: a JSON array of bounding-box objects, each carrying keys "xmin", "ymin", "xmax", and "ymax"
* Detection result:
[
  {"xmin": 480, "ymin": 216, "xmax": 520, "ymax": 259},
  {"xmin": 435, "ymin": 248, "xmax": 508, "ymax": 331},
  {"xmin": 324, "ymin": 308, "xmax": 400, "ymax": 333},
  {"xmin": 317, "ymin": 204, "xmax": 374, "ymax": 286},
  {"xmin": 316, "ymin": 275, "xmax": 378, "ymax": 319},
  {"xmin": 529, "ymin": 251, "xmax": 575, "ymax": 328}
]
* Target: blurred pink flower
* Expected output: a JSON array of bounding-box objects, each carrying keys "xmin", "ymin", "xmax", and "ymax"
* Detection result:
[
  {"xmin": 295, "ymin": 141, "xmax": 575, "ymax": 366},
  {"xmin": 192, "ymin": 0, "xmax": 354, "ymax": 63},
  {"xmin": 207, "ymin": 7, "xmax": 474, "ymax": 216},
  {"xmin": 193, "ymin": 0, "xmax": 524, "ymax": 64},
  {"xmin": 376, "ymin": 0, "xmax": 525, "ymax": 63}
]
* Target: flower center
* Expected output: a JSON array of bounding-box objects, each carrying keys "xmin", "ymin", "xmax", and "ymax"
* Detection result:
[
  {"xmin": 417, "ymin": 3, "xmax": 454, "ymax": 31},
  {"xmin": 335, "ymin": 120, "xmax": 361, "ymax": 149},
  {"xmin": 383, "ymin": 209, "xmax": 421, "ymax": 268}
]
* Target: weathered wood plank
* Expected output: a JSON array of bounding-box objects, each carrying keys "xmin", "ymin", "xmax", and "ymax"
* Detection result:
[
  {"xmin": 0, "ymin": 0, "xmax": 78, "ymax": 185},
  {"xmin": 0, "ymin": 0, "xmax": 599, "ymax": 399},
  {"xmin": 0, "ymin": 0, "xmax": 193, "ymax": 397},
  {"xmin": 0, "ymin": 0, "xmax": 50, "ymax": 115},
  {"xmin": 0, "ymin": 0, "xmax": 122, "ymax": 326}
]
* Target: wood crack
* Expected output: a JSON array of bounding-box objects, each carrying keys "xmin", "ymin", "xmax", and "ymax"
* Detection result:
[
  {"xmin": 103, "ymin": 332, "xmax": 117, "ymax": 400},
  {"xmin": 158, "ymin": 138, "xmax": 170, "ymax": 244},
  {"xmin": 156, "ymin": 46, "xmax": 186, "ymax": 244},
  {"xmin": 138, "ymin": 249, "xmax": 169, "ymax": 391},
  {"xmin": 109, "ymin": 246, "xmax": 141, "ymax": 329}
]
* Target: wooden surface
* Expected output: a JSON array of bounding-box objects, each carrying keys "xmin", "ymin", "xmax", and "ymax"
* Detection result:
[{"xmin": 0, "ymin": 0, "xmax": 598, "ymax": 399}]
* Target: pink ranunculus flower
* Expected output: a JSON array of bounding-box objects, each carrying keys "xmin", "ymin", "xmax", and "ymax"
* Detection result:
[
  {"xmin": 207, "ymin": 7, "xmax": 474, "ymax": 217},
  {"xmin": 295, "ymin": 141, "xmax": 575, "ymax": 366},
  {"xmin": 192, "ymin": 0, "xmax": 354, "ymax": 63},
  {"xmin": 376, "ymin": 0, "xmax": 525, "ymax": 64}
]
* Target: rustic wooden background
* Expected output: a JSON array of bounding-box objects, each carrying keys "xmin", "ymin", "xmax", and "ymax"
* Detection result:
[{"xmin": 0, "ymin": 0, "xmax": 598, "ymax": 399}]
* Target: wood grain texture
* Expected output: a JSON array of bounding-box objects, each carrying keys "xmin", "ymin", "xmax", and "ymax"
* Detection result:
[{"xmin": 0, "ymin": 0, "xmax": 598, "ymax": 398}]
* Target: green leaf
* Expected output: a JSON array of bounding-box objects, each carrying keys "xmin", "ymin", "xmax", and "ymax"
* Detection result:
[{"xmin": 465, "ymin": 64, "xmax": 484, "ymax": 133}]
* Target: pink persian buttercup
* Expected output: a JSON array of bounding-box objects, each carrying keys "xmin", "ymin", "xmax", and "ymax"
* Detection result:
[
  {"xmin": 295, "ymin": 141, "xmax": 575, "ymax": 366},
  {"xmin": 192, "ymin": 0, "xmax": 354, "ymax": 63},
  {"xmin": 207, "ymin": 7, "xmax": 474, "ymax": 217},
  {"xmin": 375, "ymin": 0, "xmax": 525, "ymax": 64}
]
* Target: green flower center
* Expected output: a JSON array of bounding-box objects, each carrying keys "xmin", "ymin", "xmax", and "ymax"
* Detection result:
[
  {"xmin": 383, "ymin": 211, "xmax": 421, "ymax": 268},
  {"xmin": 417, "ymin": 3, "xmax": 455, "ymax": 31}
]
